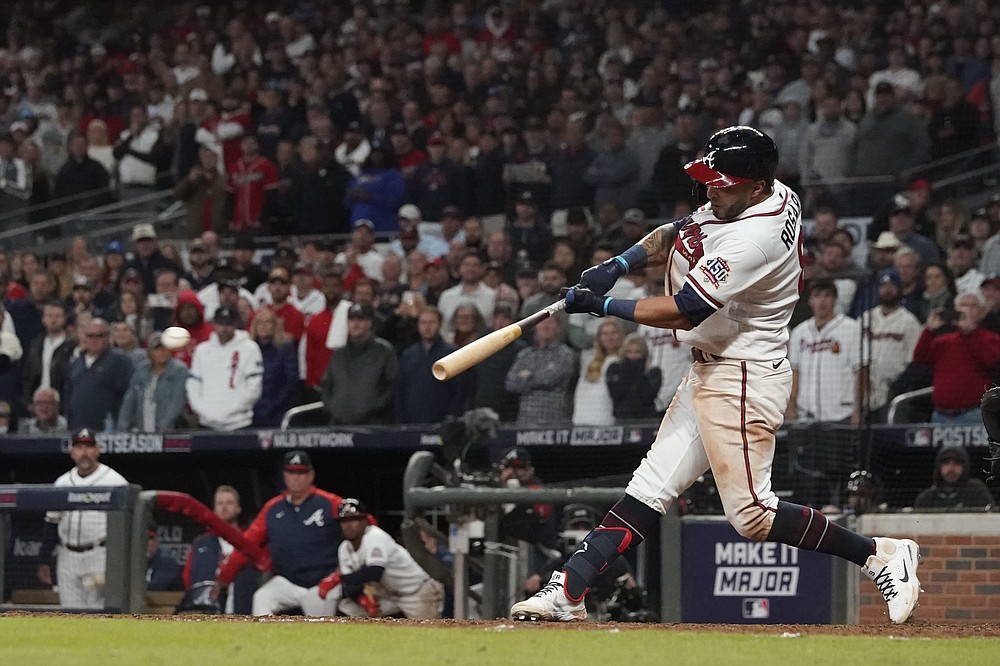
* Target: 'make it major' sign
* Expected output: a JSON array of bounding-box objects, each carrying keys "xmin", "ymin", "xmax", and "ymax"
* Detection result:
[{"xmin": 681, "ymin": 519, "xmax": 833, "ymax": 623}]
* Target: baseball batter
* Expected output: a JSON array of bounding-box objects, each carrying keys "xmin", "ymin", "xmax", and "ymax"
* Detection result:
[
  {"xmin": 38, "ymin": 428, "xmax": 129, "ymax": 609},
  {"xmin": 511, "ymin": 126, "xmax": 921, "ymax": 624},
  {"xmin": 317, "ymin": 499, "xmax": 443, "ymax": 619}
]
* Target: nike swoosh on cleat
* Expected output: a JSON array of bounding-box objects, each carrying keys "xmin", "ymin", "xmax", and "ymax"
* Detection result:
[{"xmin": 900, "ymin": 560, "xmax": 909, "ymax": 583}]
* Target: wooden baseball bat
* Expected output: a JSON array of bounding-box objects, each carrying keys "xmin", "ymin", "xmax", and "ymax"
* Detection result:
[{"xmin": 433, "ymin": 299, "xmax": 567, "ymax": 381}]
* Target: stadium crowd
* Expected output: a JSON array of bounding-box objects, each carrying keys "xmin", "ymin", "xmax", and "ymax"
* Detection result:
[{"xmin": 0, "ymin": 0, "xmax": 999, "ymax": 435}]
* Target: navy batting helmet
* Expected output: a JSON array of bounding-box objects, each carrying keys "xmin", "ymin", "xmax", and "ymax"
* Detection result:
[
  {"xmin": 338, "ymin": 498, "xmax": 369, "ymax": 520},
  {"xmin": 684, "ymin": 126, "xmax": 778, "ymax": 188}
]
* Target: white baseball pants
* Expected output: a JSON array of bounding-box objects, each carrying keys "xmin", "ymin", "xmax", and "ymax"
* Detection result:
[
  {"xmin": 626, "ymin": 357, "xmax": 790, "ymax": 541},
  {"xmin": 57, "ymin": 547, "xmax": 106, "ymax": 609},
  {"xmin": 251, "ymin": 575, "xmax": 337, "ymax": 616}
]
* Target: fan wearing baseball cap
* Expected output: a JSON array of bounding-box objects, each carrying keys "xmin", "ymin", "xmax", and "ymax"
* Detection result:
[
  {"xmin": 185, "ymin": 304, "xmax": 263, "ymax": 431},
  {"xmin": 407, "ymin": 131, "xmax": 467, "ymax": 223},
  {"xmin": 213, "ymin": 451, "xmax": 364, "ymax": 616},
  {"xmin": 344, "ymin": 135, "xmax": 404, "ymax": 232}
]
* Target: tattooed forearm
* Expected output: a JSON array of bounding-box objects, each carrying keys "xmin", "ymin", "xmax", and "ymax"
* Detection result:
[{"xmin": 639, "ymin": 223, "xmax": 679, "ymax": 267}]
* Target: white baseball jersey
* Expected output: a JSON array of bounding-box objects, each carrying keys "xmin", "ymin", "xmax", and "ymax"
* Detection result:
[
  {"xmin": 45, "ymin": 463, "xmax": 129, "ymax": 547},
  {"xmin": 626, "ymin": 180, "xmax": 804, "ymax": 541},
  {"xmin": 860, "ymin": 305, "xmax": 922, "ymax": 410},
  {"xmin": 788, "ymin": 314, "xmax": 863, "ymax": 421},
  {"xmin": 670, "ymin": 180, "xmax": 802, "ymax": 361},
  {"xmin": 338, "ymin": 525, "xmax": 430, "ymax": 598}
]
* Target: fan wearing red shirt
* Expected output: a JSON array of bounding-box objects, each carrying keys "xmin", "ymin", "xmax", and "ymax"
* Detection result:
[
  {"xmin": 300, "ymin": 270, "xmax": 353, "ymax": 389},
  {"xmin": 913, "ymin": 292, "xmax": 1000, "ymax": 423},
  {"xmin": 250, "ymin": 268, "xmax": 305, "ymax": 342},
  {"xmin": 227, "ymin": 135, "xmax": 279, "ymax": 233}
]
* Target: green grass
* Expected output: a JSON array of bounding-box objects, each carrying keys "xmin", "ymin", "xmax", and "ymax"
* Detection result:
[{"xmin": 0, "ymin": 617, "xmax": 998, "ymax": 666}]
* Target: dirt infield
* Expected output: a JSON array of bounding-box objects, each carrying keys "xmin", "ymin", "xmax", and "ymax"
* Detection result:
[{"xmin": 3, "ymin": 611, "xmax": 997, "ymax": 638}]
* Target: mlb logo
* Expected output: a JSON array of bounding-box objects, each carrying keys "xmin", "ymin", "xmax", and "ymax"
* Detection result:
[
  {"xmin": 742, "ymin": 598, "xmax": 770, "ymax": 619},
  {"xmin": 906, "ymin": 428, "xmax": 931, "ymax": 447}
]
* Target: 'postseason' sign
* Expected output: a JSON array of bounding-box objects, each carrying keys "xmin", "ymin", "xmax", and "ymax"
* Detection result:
[{"xmin": 681, "ymin": 518, "xmax": 832, "ymax": 623}]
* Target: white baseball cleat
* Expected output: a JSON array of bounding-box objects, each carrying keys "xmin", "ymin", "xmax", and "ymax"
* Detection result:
[
  {"xmin": 863, "ymin": 537, "xmax": 921, "ymax": 624},
  {"xmin": 510, "ymin": 571, "xmax": 587, "ymax": 622}
]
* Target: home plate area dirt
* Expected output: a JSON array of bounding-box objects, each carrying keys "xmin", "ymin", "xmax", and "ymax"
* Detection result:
[{"xmin": 3, "ymin": 612, "xmax": 996, "ymax": 637}]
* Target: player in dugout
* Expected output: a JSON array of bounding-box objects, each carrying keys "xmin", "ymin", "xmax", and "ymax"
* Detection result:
[{"xmin": 511, "ymin": 126, "xmax": 921, "ymax": 625}]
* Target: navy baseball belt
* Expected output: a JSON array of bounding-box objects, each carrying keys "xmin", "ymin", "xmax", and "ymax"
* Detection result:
[{"xmin": 64, "ymin": 539, "xmax": 106, "ymax": 553}]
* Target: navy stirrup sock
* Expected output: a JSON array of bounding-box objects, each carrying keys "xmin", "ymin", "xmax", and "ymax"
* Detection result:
[
  {"xmin": 562, "ymin": 495, "xmax": 659, "ymax": 600},
  {"xmin": 767, "ymin": 501, "xmax": 876, "ymax": 566}
]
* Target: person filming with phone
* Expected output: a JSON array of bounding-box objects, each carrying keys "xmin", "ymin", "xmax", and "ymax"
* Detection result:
[{"xmin": 913, "ymin": 291, "xmax": 1000, "ymax": 424}]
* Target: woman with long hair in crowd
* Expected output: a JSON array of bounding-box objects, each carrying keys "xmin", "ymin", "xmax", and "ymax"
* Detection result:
[
  {"xmin": 101, "ymin": 242, "xmax": 126, "ymax": 292},
  {"xmin": 572, "ymin": 318, "xmax": 624, "ymax": 426},
  {"xmin": 916, "ymin": 262, "xmax": 957, "ymax": 324},
  {"xmin": 450, "ymin": 302, "xmax": 485, "ymax": 348},
  {"xmin": 248, "ymin": 308, "xmax": 298, "ymax": 427},
  {"xmin": 606, "ymin": 333, "xmax": 662, "ymax": 421},
  {"xmin": 934, "ymin": 198, "xmax": 969, "ymax": 253}
]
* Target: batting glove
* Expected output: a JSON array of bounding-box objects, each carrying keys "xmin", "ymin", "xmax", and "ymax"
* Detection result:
[
  {"xmin": 563, "ymin": 286, "xmax": 609, "ymax": 317},
  {"xmin": 359, "ymin": 584, "xmax": 380, "ymax": 617},
  {"xmin": 579, "ymin": 258, "xmax": 626, "ymax": 296},
  {"xmin": 317, "ymin": 570, "xmax": 342, "ymax": 600}
]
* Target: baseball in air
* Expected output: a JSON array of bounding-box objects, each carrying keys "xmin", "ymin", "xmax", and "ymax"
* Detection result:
[{"xmin": 161, "ymin": 327, "xmax": 192, "ymax": 351}]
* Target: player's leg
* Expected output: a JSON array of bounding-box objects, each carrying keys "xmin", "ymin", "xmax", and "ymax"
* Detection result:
[
  {"xmin": 396, "ymin": 579, "xmax": 444, "ymax": 619},
  {"xmin": 512, "ymin": 371, "xmax": 709, "ymax": 621},
  {"xmin": 300, "ymin": 583, "xmax": 338, "ymax": 616},
  {"xmin": 251, "ymin": 576, "xmax": 305, "ymax": 616},
  {"xmin": 701, "ymin": 360, "xmax": 920, "ymax": 623},
  {"xmin": 82, "ymin": 548, "xmax": 107, "ymax": 609},
  {"xmin": 56, "ymin": 551, "xmax": 86, "ymax": 608}
]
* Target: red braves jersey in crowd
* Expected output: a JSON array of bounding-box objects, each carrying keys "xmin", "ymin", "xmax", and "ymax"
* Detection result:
[
  {"xmin": 913, "ymin": 327, "xmax": 1000, "ymax": 410},
  {"xmin": 302, "ymin": 308, "xmax": 335, "ymax": 387},
  {"xmin": 228, "ymin": 156, "xmax": 279, "ymax": 231}
]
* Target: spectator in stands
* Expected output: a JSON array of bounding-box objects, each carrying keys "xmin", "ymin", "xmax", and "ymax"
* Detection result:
[
  {"xmin": 183, "ymin": 485, "xmax": 255, "ymax": 615},
  {"xmin": 289, "ymin": 265, "xmax": 325, "ymax": 317},
  {"xmin": 787, "ymin": 280, "xmax": 865, "ymax": 424},
  {"xmin": 85, "ymin": 119, "xmax": 116, "ymax": 181},
  {"xmin": 125, "ymin": 223, "xmax": 181, "ymax": 296},
  {"xmin": 521, "ymin": 262, "xmax": 568, "ymax": 321},
  {"xmin": 228, "ymin": 135, "xmax": 279, "ymax": 233},
  {"xmin": 572, "ymin": 319, "xmax": 623, "ymax": 426},
  {"xmin": 300, "ymin": 270, "xmax": 352, "ymax": 390},
  {"xmin": 142, "ymin": 268, "xmax": 180, "ymax": 334},
  {"xmin": 257, "ymin": 268, "xmax": 304, "ymax": 342},
  {"xmin": 928, "ymin": 77, "xmax": 979, "ymax": 161},
  {"xmin": 6, "ymin": 269, "xmax": 55, "ymax": 350},
  {"xmin": 110, "ymin": 321, "xmax": 147, "ymax": 366},
  {"xmin": 336, "ymin": 219, "xmax": 385, "ymax": 285},
  {"xmin": 344, "ymin": 140, "xmax": 404, "ymax": 233},
  {"xmin": 437, "ymin": 250, "xmax": 496, "ymax": 338},
  {"xmin": 396, "ymin": 306, "xmax": 463, "ymax": 425},
  {"xmin": 507, "ymin": 190, "xmax": 553, "ymax": 268},
  {"xmin": 422, "ymin": 256, "xmax": 452, "ymax": 307},
  {"xmin": 852, "ymin": 82, "xmax": 931, "ymax": 212},
  {"xmin": 113, "ymin": 105, "xmax": 167, "ymax": 208},
  {"xmin": 408, "ymin": 132, "xmax": 468, "ymax": 222},
  {"xmin": 934, "ymin": 199, "xmax": 970, "ymax": 255},
  {"xmin": 0, "ymin": 131, "xmax": 31, "ymax": 231},
  {"xmin": 450, "ymin": 302, "xmax": 486, "ymax": 348},
  {"xmin": 52, "ymin": 131, "xmax": 113, "ymax": 217},
  {"xmin": 320, "ymin": 303, "xmax": 397, "ymax": 425},
  {"xmin": 947, "ymin": 235, "xmax": 985, "ymax": 296},
  {"xmin": 584, "ymin": 121, "xmax": 640, "ymax": 212},
  {"xmin": 63, "ymin": 318, "xmax": 133, "ymax": 431},
  {"xmin": 187, "ymin": 305, "xmax": 263, "ymax": 431},
  {"xmin": 100, "ymin": 242, "xmax": 126, "ymax": 292},
  {"xmin": 471, "ymin": 129, "xmax": 507, "ymax": 221},
  {"xmin": 914, "ymin": 292, "xmax": 1000, "ymax": 424},
  {"xmin": 812, "ymin": 241, "xmax": 860, "ymax": 315},
  {"xmin": 287, "ymin": 134, "xmax": 351, "ymax": 235},
  {"xmin": 799, "ymin": 94, "xmax": 855, "ymax": 214},
  {"xmin": 506, "ymin": 315, "xmax": 575, "ymax": 425},
  {"xmin": 606, "ymin": 333, "xmax": 662, "ymax": 421},
  {"xmin": 247, "ymin": 308, "xmax": 298, "ymax": 427},
  {"xmin": 885, "ymin": 195, "xmax": 940, "ymax": 269},
  {"xmin": 20, "ymin": 302, "xmax": 74, "ymax": 413},
  {"xmin": 212, "ymin": 451, "xmax": 358, "ymax": 617},
  {"xmin": 913, "ymin": 446, "xmax": 994, "ymax": 511},
  {"xmin": 981, "ymin": 276, "xmax": 1000, "ymax": 335},
  {"xmin": 860, "ymin": 269, "xmax": 923, "ymax": 423},
  {"xmin": 175, "ymin": 145, "xmax": 228, "ymax": 237},
  {"xmin": 892, "ymin": 248, "xmax": 925, "ymax": 318},
  {"xmin": 18, "ymin": 386, "xmax": 68, "ymax": 435},
  {"xmin": 118, "ymin": 332, "xmax": 189, "ymax": 432},
  {"xmin": 226, "ymin": 233, "xmax": 270, "ymax": 289},
  {"xmin": 335, "ymin": 120, "xmax": 371, "ymax": 177}
]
